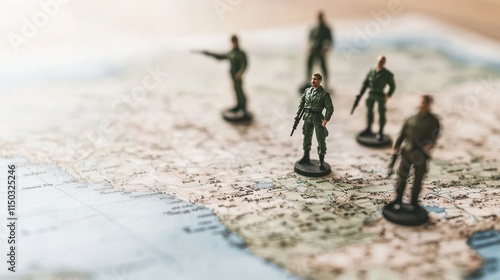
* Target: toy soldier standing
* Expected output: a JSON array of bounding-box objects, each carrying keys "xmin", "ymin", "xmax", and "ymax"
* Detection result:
[
  {"xmin": 300, "ymin": 11, "xmax": 333, "ymax": 93},
  {"xmin": 383, "ymin": 95, "xmax": 441, "ymax": 226},
  {"xmin": 199, "ymin": 34, "xmax": 251, "ymax": 122},
  {"xmin": 292, "ymin": 73, "xmax": 334, "ymax": 177},
  {"xmin": 353, "ymin": 55, "xmax": 395, "ymax": 145}
]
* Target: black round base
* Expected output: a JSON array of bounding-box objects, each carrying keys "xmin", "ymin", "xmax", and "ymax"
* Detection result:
[
  {"xmin": 222, "ymin": 109, "xmax": 253, "ymax": 123},
  {"xmin": 356, "ymin": 132, "xmax": 392, "ymax": 147},
  {"xmin": 382, "ymin": 204, "xmax": 429, "ymax": 226},
  {"xmin": 294, "ymin": 159, "xmax": 331, "ymax": 177}
]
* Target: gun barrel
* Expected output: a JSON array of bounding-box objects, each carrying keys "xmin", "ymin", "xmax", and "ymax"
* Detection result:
[
  {"xmin": 350, "ymin": 95, "xmax": 361, "ymax": 115},
  {"xmin": 387, "ymin": 153, "xmax": 398, "ymax": 177},
  {"xmin": 290, "ymin": 119, "xmax": 299, "ymax": 136},
  {"xmin": 290, "ymin": 108, "xmax": 305, "ymax": 137}
]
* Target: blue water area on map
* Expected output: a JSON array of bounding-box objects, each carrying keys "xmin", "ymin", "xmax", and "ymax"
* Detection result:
[
  {"xmin": 256, "ymin": 182, "xmax": 274, "ymax": 189},
  {"xmin": 0, "ymin": 58, "xmax": 123, "ymax": 91},
  {"xmin": 423, "ymin": 206, "xmax": 446, "ymax": 214},
  {"xmin": 0, "ymin": 160, "xmax": 298, "ymax": 280},
  {"xmin": 467, "ymin": 230, "xmax": 500, "ymax": 280}
]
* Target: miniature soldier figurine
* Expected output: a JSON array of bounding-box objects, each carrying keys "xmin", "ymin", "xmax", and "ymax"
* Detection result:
[
  {"xmin": 355, "ymin": 55, "xmax": 395, "ymax": 143},
  {"xmin": 300, "ymin": 11, "xmax": 333, "ymax": 93},
  {"xmin": 199, "ymin": 34, "xmax": 251, "ymax": 122},
  {"xmin": 383, "ymin": 95, "xmax": 441, "ymax": 226},
  {"xmin": 292, "ymin": 73, "xmax": 334, "ymax": 177}
]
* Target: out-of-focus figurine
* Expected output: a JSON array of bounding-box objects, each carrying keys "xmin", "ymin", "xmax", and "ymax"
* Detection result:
[
  {"xmin": 197, "ymin": 34, "xmax": 251, "ymax": 122},
  {"xmin": 299, "ymin": 11, "xmax": 333, "ymax": 94},
  {"xmin": 292, "ymin": 73, "xmax": 334, "ymax": 177},
  {"xmin": 383, "ymin": 95, "xmax": 441, "ymax": 226},
  {"xmin": 352, "ymin": 55, "xmax": 395, "ymax": 147}
]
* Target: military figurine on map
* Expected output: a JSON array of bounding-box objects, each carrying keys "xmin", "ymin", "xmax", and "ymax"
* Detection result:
[
  {"xmin": 299, "ymin": 11, "xmax": 333, "ymax": 94},
  {"xmin": 292, "ymin": 73, "xmax": 334, "ymax": 177},
  {"xmin": 352, "ymin": 55, "xmax": 395, "ymax": 147},
  {"xmin": 198, "ymin": 34, "xmax": 251, "ymax": 122},
  {"xmin": 383, "ymin": 95, "xmax": 441, "ymax": 226}
]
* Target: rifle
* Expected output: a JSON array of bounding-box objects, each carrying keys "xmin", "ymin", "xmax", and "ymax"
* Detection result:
[
  {"xmin": 387, "ymin": 151, "xmax": 399, "ymax": 177},
  {"xmin": 350, "ymin": 94, "xmax": 362, "ymax": 115},
  {"xmin": 290, "ymin": 108, "xmax": 305, "ymax": 137}
]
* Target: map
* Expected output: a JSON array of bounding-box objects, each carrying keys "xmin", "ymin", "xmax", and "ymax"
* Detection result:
[{"xmin": 0, "ymin": 15, "xmax": 499, "ymax": 279}]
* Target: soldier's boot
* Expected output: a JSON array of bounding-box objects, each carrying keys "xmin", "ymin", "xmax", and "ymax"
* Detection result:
[
  {"xmin": 236, "ymin": 106, "xmax": 248, "ymax": 118},
  {"xmin": 409, "ymin": 197, "xmax": 419, "ymax": 212},
  {"xmin": 319, "ymin": 154, "xmax": 326, "ymax": 170},
  {"xmin": 410, "ymin": 184, "xmax": 421, "ymax": 210},
  {"xmin": 376, "ymin": 125, "xmax": 385, "ymax": 141},
  {"xmin": 387, "ymin": 184, "xmax": 405, "ymax": 210},
  {"xmin": 361, "ymin": 125, "xmax": 373, "ymax": 136},
  {"xmin": 299, "ymin": 150, "xmax": 310, "ymax": 164},
  {"xmin": 241, "ymin": 106, "xmax": 248, "ymax": 116},
  {"xmin": 229, "ymin": 105, "xmax": 240, "ymax": 113}
]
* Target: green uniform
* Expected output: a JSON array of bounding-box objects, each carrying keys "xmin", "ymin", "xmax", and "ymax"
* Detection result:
[
  {"xmin": 360, "ymin": 68, "xmax": 395, "ymax": 133},
  {"xmin": 307, "ymin": 23, "xmax": 333, "ymax": 88},
  {"xmin": 393, "ymin": 112, "xmax": 441, "ymax": 205},
  {"xmin": 298, "ymin": 86, "xmax": 334, "ymax": 155},
  {"xmin": 204, "ymin": 48, "xmax": 248, "ymax": 111}
]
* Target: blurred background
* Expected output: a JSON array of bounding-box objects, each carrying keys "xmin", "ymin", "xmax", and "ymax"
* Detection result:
[{"xmin": 2, "ymin": 0, "xmax": 500, "ymax": 52}]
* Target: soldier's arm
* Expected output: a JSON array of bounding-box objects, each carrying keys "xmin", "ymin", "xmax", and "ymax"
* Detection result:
[
  {"xmin": 297, "ymin": 90, "xmax": 306, "ymax": 113},
  {"xmin": 429, "ymin": 118, "xmax": 441, "ymax": 147},
  {"xmin": 359, "ymin": 71, "xmax": 370, "ymax": 96},
  {"xmin": 323, "ymin": 92, "xmax": 334, "ymax": 121},
  {"xmin": 387, "ymin": 73, "xmax": 396, "ymax": 97},
  {"xmin": 308, "ymin": 28, "xmax": 315, "ymax": 42},
  {"xmin": 324, "ymin": 26, "xmax": 333, "ymax": 49},
  {"xmin": 393, "ymin": 118, "xmax": 408, "ymax": 152},
  {"xmin": 202, "ymin": 51, "xmax": 228, "ymax": 60},
  {"xmin": 239, "ymin": 52, "xmax": 248, "ymax": 73},
  {"xmin": 423, "ymin": 119, "xmax": 441, "ymax": 157},
  {"xmin": 234, "ymin": 52, "xmax": 247, "ymax": 79}
]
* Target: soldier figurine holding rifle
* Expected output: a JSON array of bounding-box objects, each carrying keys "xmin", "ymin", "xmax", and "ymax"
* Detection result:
[
  {"xmin": 351, "ymin": 55, "xmax": 395, "ymax": 146},
  {"xmin": 291, "ymin": 73, "xmax": 334, "ymax": 177},
  {"xmin": 383, "ymin": 95, "xmax": 441, "ymax": 226}
]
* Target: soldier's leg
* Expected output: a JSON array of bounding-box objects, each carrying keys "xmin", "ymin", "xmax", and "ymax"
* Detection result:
[
  {"xmin": 364, "ymin": 97, "xmax": 375, "ymax": 133},
  {"xmin": 314, "ymin": 123, "xmax": 328, "ymax": 169},
  {"xmin": 302, "ymin": 122, "xmax": 314, "ymax": 151},
  {"xmin": 410, "ymin": 152, "xmax": 429, "ymax": 206},
  {"xmin": 300, "ymin": 122, "xmax": 314, "ymax": 163},
  {"xmin": 314, "ymin": 123, "xmax": 328, "ymax": 155},
  {"xmin": 319, "ymin": 54, "xmax": 329, "ymax": 89},
  {"xmin": 394, "ymin": 150, "xmax": 412, "ymax": 204},
  {"xmin": 232, "ymin": 76, "xmax": 246, "ymax": 112},
  {"xmin": 377, "ymin": 97, "xmax": 386, "ymax": 135}
]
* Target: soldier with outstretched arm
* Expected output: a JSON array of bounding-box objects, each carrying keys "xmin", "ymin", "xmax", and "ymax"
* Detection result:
[
  {"xmin": 197, "ymin": 35, "xmax": 248, "ymax": 117},
  {"xmin": 387, "ymin": 95, "xmax": 441, "ymax": 210},
  {"xmin": 296, "ymin": 73, "xmax": 334, "ymax": 170},
  {"xmin": 355, "ymin": 55, "xmax": 396, "ymax": 141}
]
